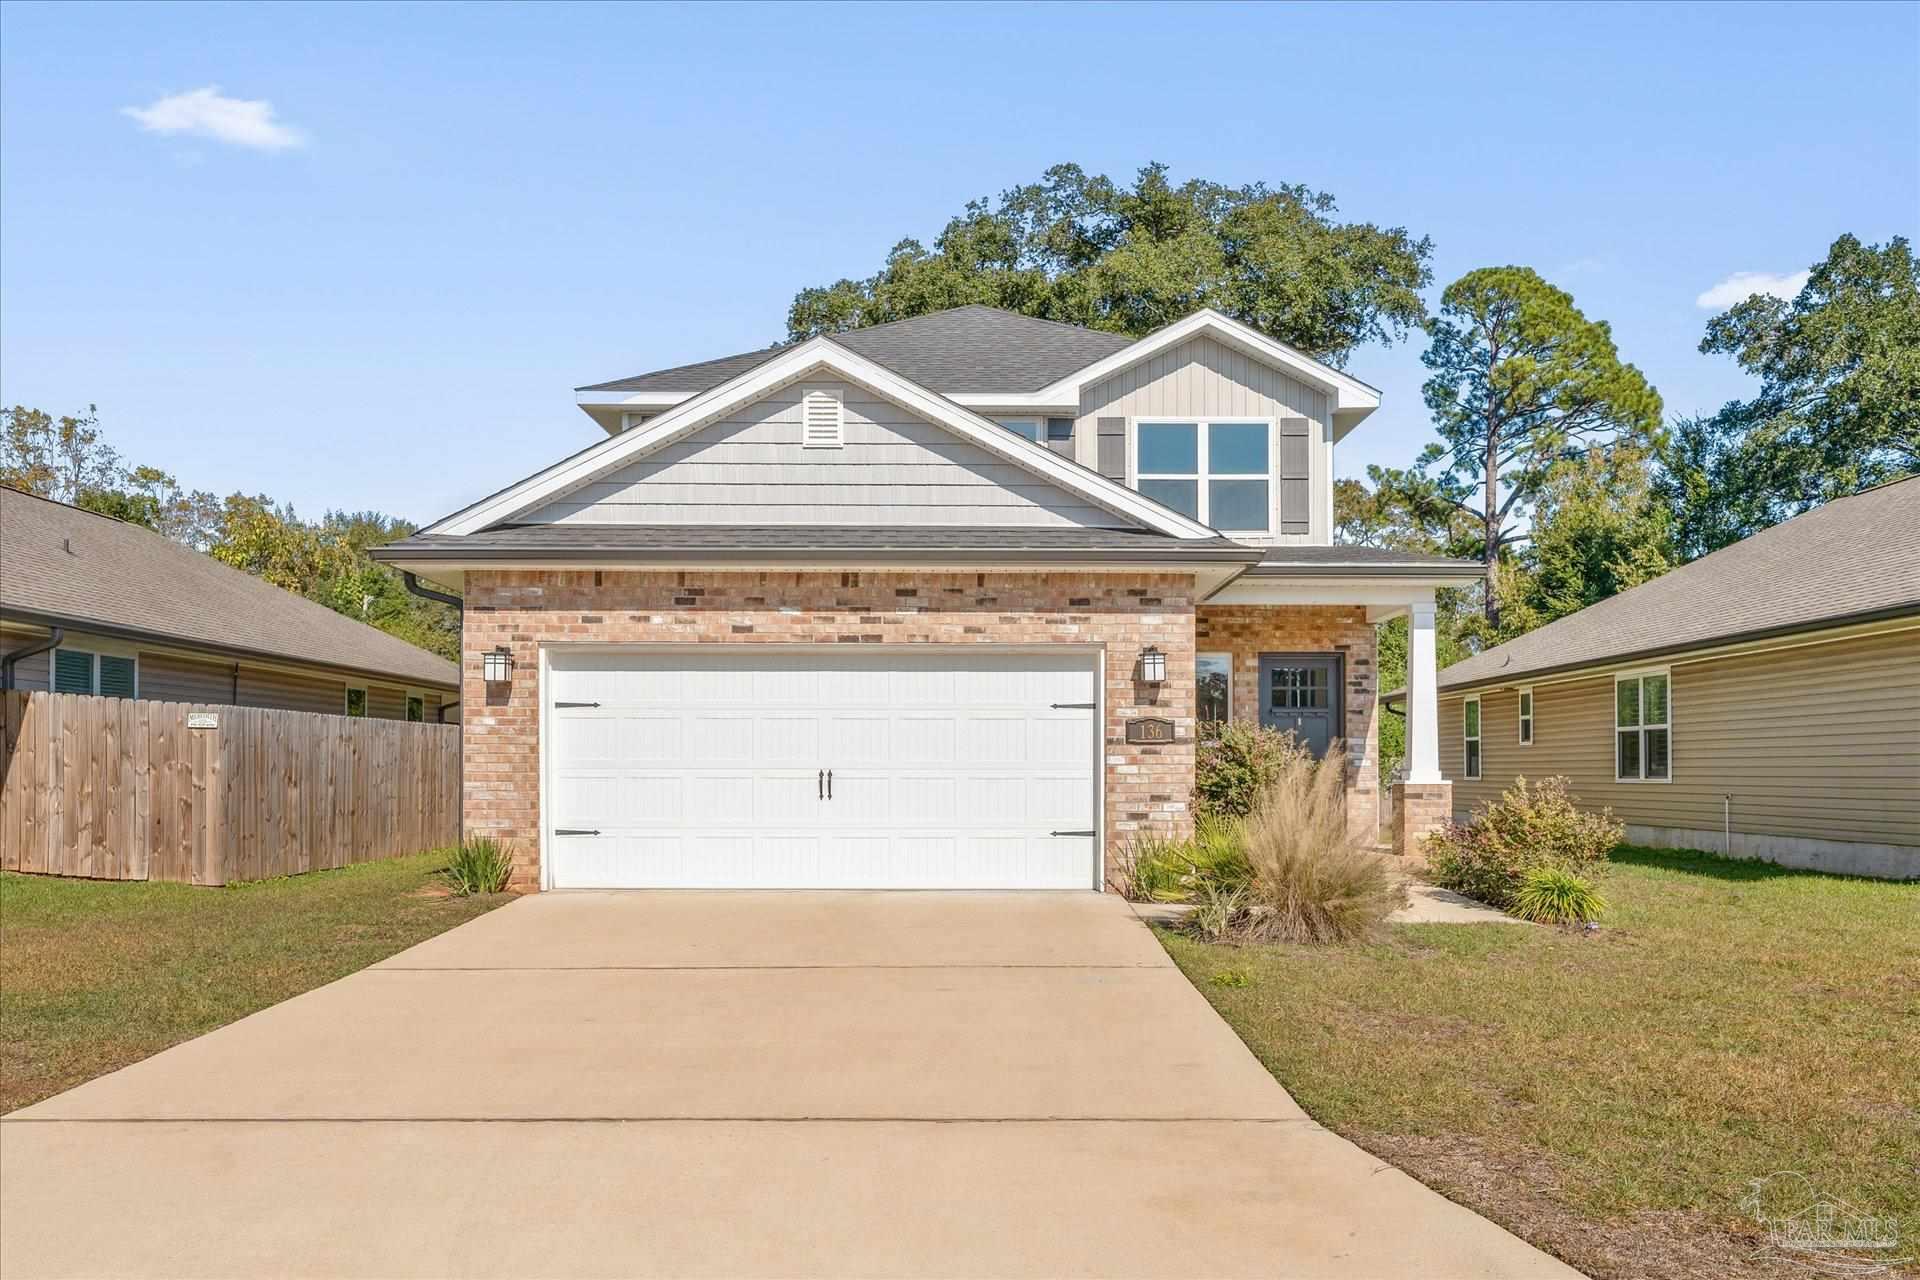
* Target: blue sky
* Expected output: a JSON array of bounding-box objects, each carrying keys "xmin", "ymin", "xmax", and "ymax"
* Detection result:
[{"xmin": 3, "ymin": 0, "xmax": 1914, "ymax": 526}]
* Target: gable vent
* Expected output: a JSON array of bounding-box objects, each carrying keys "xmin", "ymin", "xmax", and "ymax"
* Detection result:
[{"xmin": 800, "ymin": 388, "xmax": 845, "ymax": 448}]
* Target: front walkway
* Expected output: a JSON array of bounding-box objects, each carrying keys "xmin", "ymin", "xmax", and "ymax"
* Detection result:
[{"xmin": 2, "ymin": 892, "xmax": 1573, "ymax": 1278}]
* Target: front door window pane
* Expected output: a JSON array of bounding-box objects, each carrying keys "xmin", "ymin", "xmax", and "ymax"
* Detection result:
[
  {"xmin": 1139, "ymin": 478, "xmax": 1199, "ymax": 520},
  {"xmin": 1138, "ymin": 422, "xmax": 1198, "ymax": 473},
  {"xmin": 1209, "ymin": 479, "xmax": 1269, "ymax": 531}
]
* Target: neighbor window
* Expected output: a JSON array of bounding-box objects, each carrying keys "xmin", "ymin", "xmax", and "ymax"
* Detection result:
[
  {"xmin": 51, "ymin": 648, "xmax": 136, "ymax": 698},
  {"xmin": 345, "ymin": 687, "xmax": 368, "ymax": 718},
  {"xmin": 1462, "ymin": 696, "xmax": 1482, "ymax": 779},
  {"xmin": 406, "ymin": 695, "xmax": 426, "ymax": 722},
  {"xmin": 1615, "ymin": 671, "xmax": 1670, "ymax": 781},
  {"xmin": 1197, "ymin": 653, "xmax": 1231, "ymax": 725},
  {"xmin": 1517, "ymin": 687, "xmax": 1534, "ymax": 745},
  {"xmin": 1134, "ymin": 420, "xmax": 1271, "ymax": 532}
]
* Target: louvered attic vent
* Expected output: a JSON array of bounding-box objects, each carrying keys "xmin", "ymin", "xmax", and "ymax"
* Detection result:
[{"xmin": 801, "ymin": 388, "xmax": 844, "ymax": 448}]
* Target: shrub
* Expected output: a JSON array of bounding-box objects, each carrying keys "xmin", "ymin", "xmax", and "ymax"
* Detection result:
[
  {"xmin": 1112, "ymin": 816, "xmax": 1249, "ymax": 903},
  {"xmin": 1509, "ymin": 866, "xmax": 1608, "ymax": 925},
  {"xmin": 440, "ymin": 838, "xmax": 514, "ymax": 896},
  {"xmin": 1193, "ymin": 722, "xmax": 1311, "ymax": 819},
  {"xmin": 1183, "ymin": 749, "xmax": 1405, "ymax": 945},
  {"xmin": 1425, "ymin": 776, "xmax": 1622, "ymax": 909},
  {"xmin": 1112, "ymin": 832, "xmax": 1191, "ymax": 902}
]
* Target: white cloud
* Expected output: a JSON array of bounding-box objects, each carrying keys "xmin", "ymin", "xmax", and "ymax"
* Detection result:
[
  {"xmin": 121, "ymin": 86, "xmax": 305, "ymax": 151},
  {"xmin": 1695, "ymin": 269, "xmax": 1809, "ymax": 311}
]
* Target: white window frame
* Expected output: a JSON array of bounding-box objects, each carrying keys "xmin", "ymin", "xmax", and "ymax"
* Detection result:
[
  {"xmin": 51, "ymin": 645, "xmax": 138, "ymax": 698},
  {"xmin": 1517, "ymin": 686, "xmax": 1534, "ymax": 745},
  {"xmin": 1128, "ymin": 417, "xmax": 1276, "ymax": 535},
  {"xmin": 1462, "ymin": 694, "xmax": 1482, "ymax": 780},
  {"xmin": 1196, "ymin": 651, "xmax": 1232, "ymax": 724},
  {"xmin": 1613, "ymin": 667, "xmax": 1672, "ymax": 784},
  {"xmin": 344, "ymin": 686, "xmax": 369, "ymax": 718}
]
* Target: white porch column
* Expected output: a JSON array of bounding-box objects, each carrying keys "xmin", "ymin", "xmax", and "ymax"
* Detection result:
[{"xmin": 1406, "ymin": 600, "xmax": 1442, "ymax": 784}]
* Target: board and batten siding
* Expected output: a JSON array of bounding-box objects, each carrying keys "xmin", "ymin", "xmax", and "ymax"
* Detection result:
[
  {"xmin": 523, "ymin": 378, "xmax": 1129, "ymax": 529},
  {"xmin": 1437, "ymin": 626, "xmax": 1920, "ymax": 873},
  {"xmin": 1075, "ymin": 335, "xmax": 1332, "ymax": 545}
]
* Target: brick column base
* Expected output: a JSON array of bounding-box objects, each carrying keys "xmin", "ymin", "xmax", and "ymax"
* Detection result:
[{"xmin": 1393, "ymin": 782, "xmax": 1454, "ymax": 864}]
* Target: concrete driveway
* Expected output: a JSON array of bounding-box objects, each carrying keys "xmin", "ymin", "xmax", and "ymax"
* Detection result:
[{"xmin": 2, "ymin": 892, "xmax": 1576, "ymax": 1278}]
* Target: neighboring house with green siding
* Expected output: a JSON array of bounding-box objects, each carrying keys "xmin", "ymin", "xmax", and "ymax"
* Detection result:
[
  {"xmin": 1421, "ymin": 476, "xmax": 1919, "ymax": 880},
  {"xmin": 0, "ymin": 487, "xmax": 460, "ymax": 721}
]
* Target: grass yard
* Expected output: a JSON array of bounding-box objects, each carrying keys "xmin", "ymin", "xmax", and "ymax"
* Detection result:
[
  {"xmin": 1159, "ymin": 847, "xmax": 1920, "ymax": 1280},
  {"xmin": 0, "ymin": 853, "xmax": 509, "ymax": 1114}
]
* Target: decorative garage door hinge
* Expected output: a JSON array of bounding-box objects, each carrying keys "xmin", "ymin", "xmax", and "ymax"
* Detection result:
[
  {"xmin": 1049, "ymin": 702, "xmax": 1096, "ymax": 709},
  {"xmin": 553, "ymin": 828, "xmax": 601, "ymax": 836},
  {"xmin": 1049, "ymin": 829, "xmax": 1096, "ymax": 837},
  {"xmin": 554, "ymin": 701, "xmax": 601, "ymax": 708}
]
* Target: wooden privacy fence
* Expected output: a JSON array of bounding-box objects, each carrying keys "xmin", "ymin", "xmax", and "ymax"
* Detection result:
[{"xmin": 1, "ymin": 690, "xmax": 460, "ymax": 885}]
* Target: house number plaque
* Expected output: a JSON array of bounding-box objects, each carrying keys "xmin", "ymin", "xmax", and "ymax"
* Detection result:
[{"xmin": 1124, "ymin": 717, "xmax": 1175, "ymax": 745}]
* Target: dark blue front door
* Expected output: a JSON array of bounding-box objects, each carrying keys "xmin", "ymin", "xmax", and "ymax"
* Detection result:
[{"xmin": 1258, "ymin": 656, "xmax": 1340, "ymax": 759}]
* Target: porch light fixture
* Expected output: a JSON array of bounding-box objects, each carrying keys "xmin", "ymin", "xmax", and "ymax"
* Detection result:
[
  {"xmin": 1138, "ymin": 646, "xmax": 1167, "ymax": 685},
  {"xmin": 482, "ymin": 646, "xmax": 514, "ymax": 683}
]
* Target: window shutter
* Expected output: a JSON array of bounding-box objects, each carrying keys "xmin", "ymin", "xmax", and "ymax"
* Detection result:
[
  {"xmin": 1045, "ymin": 417, "xmax": 1075, "ymax": 458},
  {"xmin": 1096, "ymin": 417, "xmax": 1126, "ymax": 480},
  {"xmin": 800, "ymin": 389, "xmax": 844, "ymax": 448},
  {"xmin": 1278, "ymin": 419, "xmax": 1312, "ymax": 535},
  {"xmin": 98, "ymin": 655, "xmax": 136, "ymax": 699},
  {"xmin": 53, "ymin": 649, "xmax": 94, "ymax": 694}
]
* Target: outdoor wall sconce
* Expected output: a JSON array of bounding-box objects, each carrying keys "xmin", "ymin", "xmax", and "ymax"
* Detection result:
[
  {"xmin": 1138, "ymin": 645, "xmax": 1166, "ymax": 685},
  {"xmin": 482, "ymin": 646, "xmax": 515, "ymax": 683}
]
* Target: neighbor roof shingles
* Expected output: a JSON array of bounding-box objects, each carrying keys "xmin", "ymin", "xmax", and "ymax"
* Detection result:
[
  {"xmin": 579, "ymin": 305, "xmax": 1137, "ymax": 396},
  {"xmin": 1437, "ymin": 477, "xmax": 1920, "ymax": 691},
  {"xmin": 1, "ymin": 488, "xmax": 460, "ymax": 688}
]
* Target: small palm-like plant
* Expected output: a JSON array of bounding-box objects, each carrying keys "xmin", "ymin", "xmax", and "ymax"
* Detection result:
[
  {"xmin": 440, "ymin": 838, "xmax": 514, "ymax": 896},
  {"xmin": 1509, "ymin": 865, "xmax": 1606, "ymax": 925}
]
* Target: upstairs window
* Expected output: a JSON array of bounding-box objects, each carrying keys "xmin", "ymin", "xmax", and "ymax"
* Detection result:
[
  {"xmin": 1462, "ymin": 695, "xmax": 1482, "ymax": 779},
  {"xmin": 994, "ymin": 417, "xmax": 1043, "ymax": 443},
  {"xmin": 1134, "ymin": 420, "xmax": 1271, "ymax": 533},
  {"xmin": 1517, "ymin": 687, "xmax": 1534, "ymax": 745},
  {"xmin": 1615, "ymin": 671, "xmax": 1670, "ymax": 781}
]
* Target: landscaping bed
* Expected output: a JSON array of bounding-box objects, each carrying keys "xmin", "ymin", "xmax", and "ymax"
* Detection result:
[
  {"xmin": 1157, "ymin": 847, "xmax": 1920, "ymax": 1280},
  {"xmin": 0, "ymin": 853, "xmax": 509, "ymax": 1113}
]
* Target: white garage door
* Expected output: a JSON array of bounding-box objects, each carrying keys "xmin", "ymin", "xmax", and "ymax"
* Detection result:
[{"xmin": 545, "ymin": 650, "xmax": 1100, "ymax": 889}]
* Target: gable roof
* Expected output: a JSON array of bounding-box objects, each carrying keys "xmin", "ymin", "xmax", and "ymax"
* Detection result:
[
  {"xmin": 432, "ymin": 334, "xmax": 1221, "ymax": 540},
  {"xmin": 578, "ymin": 305, "xmax": 1136, "ymax": 396},
  {"xmin": 1, "ymin": 488, "xmax": 460, "ymax": 690},
  {"xmin": 1438, "ymin": 476, "xmax": 1920, "ymax": 692}
]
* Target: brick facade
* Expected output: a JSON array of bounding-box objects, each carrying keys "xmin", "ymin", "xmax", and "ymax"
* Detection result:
[
  {"xmin": 1194, "ymin": 605, "xmax": 1381, "ymax": 838},
  {"xmin": 1393, "ymin": 781, "xmax": 1454, "ymax": 865},
  {"xmin": 461, "ymin": 570, "xmax": 1200, "ymax": 890}
]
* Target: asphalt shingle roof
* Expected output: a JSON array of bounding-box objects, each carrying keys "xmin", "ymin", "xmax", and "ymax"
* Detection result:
[
  {"xmin": 376, "ymin": 523, "xmax": 1258, "ymax": 562},
  {"xmin": 1438, "ymin": 476, "xmax": 1920, "ymax": 690},
  {"xmin": 578, "ymin": 305, "xmax": 1136, "ymax": 396},
  {"xmin": 1, "ymin": 488, "xmax": 460, "ymax": 688}
]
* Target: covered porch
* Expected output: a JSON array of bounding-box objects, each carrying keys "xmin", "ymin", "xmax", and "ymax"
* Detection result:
[{"xmin": 1200, "ymin": 548, "xmax": 1480, "ymax": 853}]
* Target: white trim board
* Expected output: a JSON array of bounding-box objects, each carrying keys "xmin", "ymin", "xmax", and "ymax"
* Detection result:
[{"xmin": 437, "ymin": 337, "xmax": 1219, "ymax": 540}]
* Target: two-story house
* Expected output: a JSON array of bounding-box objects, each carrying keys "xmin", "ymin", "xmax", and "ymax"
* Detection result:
[{"xmin": 373, "ymin": 305, "xmax": 1481, "ymax": 890}]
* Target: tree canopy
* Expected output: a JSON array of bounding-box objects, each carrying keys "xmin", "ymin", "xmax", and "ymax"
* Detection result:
[
  {"xmin": 787, "ymin": 163, "xmax": 1434, "ymax": 366},
  {"xmin": 1658, "ymin": 234, "xmax": 1919, "ymax": 559},
  {"xmin": 1413, "ymin": 266, "xmax": 1663, "ymax": 626}
]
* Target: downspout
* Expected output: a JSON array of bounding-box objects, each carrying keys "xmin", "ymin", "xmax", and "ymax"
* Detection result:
[
  {"xmin": 2, "ymin": 626, "xmax": 63, "ymax": 690},
  {"xmin": 401, "ymin": 573, "xmax": 464, "ymax": 725}
]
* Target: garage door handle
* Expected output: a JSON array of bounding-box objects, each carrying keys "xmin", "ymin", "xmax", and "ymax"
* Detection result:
[
  {"xmin": 1049, "ymin": 829, "xmax": 1095, "ymax": 837},
  {"xmin": 554, "ymin": 828, "xmax": 600, "ymax": 836},
  {"xmin": 554, "ymin": 701, "xmax": 600, "ymax": 708}
]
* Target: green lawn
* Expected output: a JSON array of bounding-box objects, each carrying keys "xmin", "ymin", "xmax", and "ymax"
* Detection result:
[
  {"xmin": 0, "ymin": 854, "xmax": 509, "ymax": 1114},
  {"xmin": 1158, "ymin": 848, "xmax": 1920, "ymax": 1280}
]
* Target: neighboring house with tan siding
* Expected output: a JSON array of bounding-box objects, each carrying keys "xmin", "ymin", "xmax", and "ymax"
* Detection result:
[
  {"xmin": 1, "ymin": 488, "xmax": 460, "ymax": 721},
  {"xmin": 1426, "ymin": 477, "xmax": 1919, "ymax": 880}
]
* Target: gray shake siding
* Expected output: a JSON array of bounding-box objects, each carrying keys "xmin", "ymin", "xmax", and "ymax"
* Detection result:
[
  {"xmin": 525, "ymin": 379, "xmax": 1129, "ymax": 529},
  {"xmin": 1075, "ymin": 335, "xmax": 1333, "ymax": 545}
]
